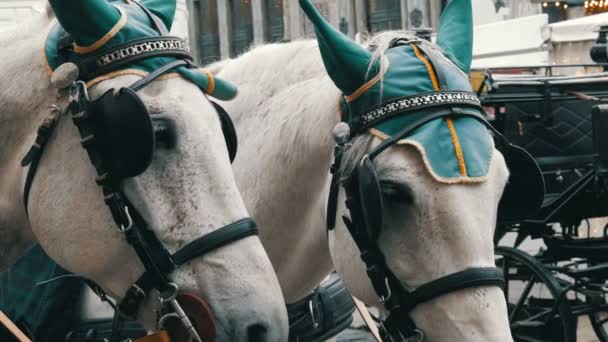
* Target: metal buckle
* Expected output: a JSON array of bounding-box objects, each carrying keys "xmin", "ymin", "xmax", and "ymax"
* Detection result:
[
  {"xmin": 308, "ymin": 298, "xmax": 319, "ymax": 329},
  {"xmin": 119, "ymin": 206, "xmax": 134, "ymax": 232},
  {"xmin": 157, "ymin": 283, "xmax": 202, "ymax": 342},
  {"xmin": 70, "ymin": 80, "xmax": 89, "ymax": 103},
  {"xmin": 379, "ymin": 277, "xmax": 393, "ymax": 304}
]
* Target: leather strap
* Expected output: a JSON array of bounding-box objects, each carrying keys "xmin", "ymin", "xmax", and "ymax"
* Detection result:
[
  {"xmin": 287, "ymin": 275, "xmax": 355, "ymax": 342},
  {"xmin": 351, "ymin": 298, "xmax": 382, "ymax": 342},
  {"xmin": 130, "ymin": 60, "xmax": 188, "ymax": 91},
  {"xmin": 173, "ymin": 218, "xmax": 257, "ymax": 265},
  {"xmin": 401, "ymin": 267, "xmax": 505, "ymax": 313},
  {"xmin": 129, "ymin": 0, "xmax": 169, "ymax": 36}
]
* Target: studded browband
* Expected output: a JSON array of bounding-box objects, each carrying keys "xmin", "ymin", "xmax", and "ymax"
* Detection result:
[
  {"xmin": 355, "ymin": 91, "xmax": 482, "ymax": 133},
  {"xmin": 54, "ymin": 0, "xmax": 192, "ymax": 82}
]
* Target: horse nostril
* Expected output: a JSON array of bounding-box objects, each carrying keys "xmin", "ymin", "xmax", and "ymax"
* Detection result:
[{"xmin": 247, "ymin": 323, "xmax": 268, "ymax": 342}]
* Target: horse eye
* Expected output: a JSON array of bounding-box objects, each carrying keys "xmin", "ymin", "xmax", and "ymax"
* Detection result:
[
  {"xmin": 152, "ymin": 119, "xmax": 176, "ymax": 149},
  {"xmin": 380, "ymin": 181, "xmax": 413, "ymax": 204}
]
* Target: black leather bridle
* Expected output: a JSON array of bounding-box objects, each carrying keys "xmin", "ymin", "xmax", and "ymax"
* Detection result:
[
  {"xmin": 325, "ymin": 40, "xmax": 508, "ymax": 342},
  {"xmin": 20, "ymin": 2, "xmax": 257, "ymax": 341}
]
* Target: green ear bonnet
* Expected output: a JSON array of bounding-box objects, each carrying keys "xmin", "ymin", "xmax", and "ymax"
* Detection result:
[
  {"xmin": 44, "ymin": 0, "xmax": 237, "ymax": 100},
  {"xmin": 300, "ymin": 0, "xmax": 492, "ymax": 182}
]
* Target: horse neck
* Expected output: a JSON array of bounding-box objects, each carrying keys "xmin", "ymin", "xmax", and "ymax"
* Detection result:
[
  {"xmin": 220, "ymin": 40, "xmax": 343, "ymax": 301},
  {"xmin": 0, "ymin": 20, "xmax": 57, "ymax": 269}
]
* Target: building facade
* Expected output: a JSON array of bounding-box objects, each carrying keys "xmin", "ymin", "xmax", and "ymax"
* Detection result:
[
  {"xmin": 0, "ymin": 1, "xmax": 44, "ymax": 32},
  {"xmin": 0, "ymin": 0, "xmax": 190, "ymax": 38},
  {"xmin": 186, "ymin": 0, "xmax": 445, "ymax": 63}
]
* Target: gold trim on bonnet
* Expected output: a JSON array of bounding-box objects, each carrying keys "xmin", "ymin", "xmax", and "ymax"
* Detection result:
[
  {"xmin": 198, "ymin": 68, "xmax": 215, "ymax": 95},
  {"xmin": 344, "ymin": 57, "xmax": 390, "ymax": 103},
  {"xmin": 411, "ymin": 44, "xmax": 440, "ymax": 91},
  {"xmin": 445, "ymin": 117, "xmax": 468, "ymax": 177},
  {"xmin": 74, "ymin": 6, "xmax": 128, "ymax": 54},
  {"xmin": 85, "ymin": 69, "xmax": 181, "ymax": 88},
  {"xmin": 411, "ymin": 43, "xmax": 469, "ymax": 178},
  {"xmin": 368, "ymin": 128, "xmax": 490, "ymax": 184}
]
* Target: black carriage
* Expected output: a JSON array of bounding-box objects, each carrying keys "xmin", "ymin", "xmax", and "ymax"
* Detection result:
[{"xmin": 479, "ymin": 66, "xmax": 608, "ymax": 342}]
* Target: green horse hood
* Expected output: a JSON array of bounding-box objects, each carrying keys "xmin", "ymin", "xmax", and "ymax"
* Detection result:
[{"xmin": 45, "ymin": 0, "xmax": 237, "ymax": 100}]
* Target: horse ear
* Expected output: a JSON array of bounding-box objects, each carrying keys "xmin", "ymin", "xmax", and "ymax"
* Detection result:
[
  {"xmin": 436, "ymin": 0, "xmax": 474, "ymax": 74},
  {"xmin": 49, "ymin": 0, "xmax": 122, "ymax": 47},
  {"xmin": 139, "ymin": 0, "xmax": 177, "ymax": 31},
  {"xmin": 298, "ymin": 0, "xmax": 378, "ymax": 95}
]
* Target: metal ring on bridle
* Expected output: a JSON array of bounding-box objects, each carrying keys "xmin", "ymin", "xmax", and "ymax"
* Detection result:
[
  {"xmin": 157, "ymin": 312, "xmax": 181, "ymax": 330},
  {"xmin": 159, "ymin": 282, "xmax": 179, "ymax": 303}
]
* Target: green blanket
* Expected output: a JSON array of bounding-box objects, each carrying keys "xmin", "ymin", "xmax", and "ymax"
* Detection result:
[{"xmin": 0, "ymin": 245, "xmax": 82, "ymax": 340}]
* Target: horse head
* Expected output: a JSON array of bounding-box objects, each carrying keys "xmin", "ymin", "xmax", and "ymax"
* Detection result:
[
  {"xmin": 299, "ymin": 0, "xmax": 544, "ymax": 340},
  {"xmin": 25, "ymin": 1, "xmax": 288, "ymax": 340}
]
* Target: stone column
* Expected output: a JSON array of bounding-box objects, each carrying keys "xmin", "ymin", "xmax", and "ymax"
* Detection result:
[
  {"xmin": 328, "ymin": 0, "xmax": 340, "ymax": 28},
  {"xmin": 429, "ymin": 0, "xmax": 442, "ymax": 30},
  {"xmin": 400, "ymin": 0, "xmax": 409, "ymax": 30},
  {"xmin": 172, "ymin": 0, "xmax": 190, "ymax": 40},
  {"xmin": 217, "ymin": 0, "xmax": 232, "ymax": 58},
  {"xmin": 286, "ymin": 0, "xmax": 305, "ymax": 39},
  {"xmin": 252, "ymin": 0, "xmax": 267, "ymax": 45},
  {"xmin": 354, "ymin": 0, "xmax": 368, "ymax": 34},
  {"xmin": 283, "ymin": 0, "xmax": 291, "ymax": 40},
  {"xmin": 185, "ymin": 0, "xmax": 201, "ymax": 61}
]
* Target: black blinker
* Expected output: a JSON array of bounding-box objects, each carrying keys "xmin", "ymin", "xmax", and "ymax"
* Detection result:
[
  {"xmin": 357, "ymin": 156, "xmax": 384, "ymax": 241},
  {"xmin": 88, "ymin": 87, "xmax": 155, "ymax": 180}
]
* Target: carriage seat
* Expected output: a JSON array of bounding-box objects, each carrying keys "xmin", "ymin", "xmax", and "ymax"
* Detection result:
[{"xmin": 481, "ymin": 71, "xmax": 608, "ymax": 160}]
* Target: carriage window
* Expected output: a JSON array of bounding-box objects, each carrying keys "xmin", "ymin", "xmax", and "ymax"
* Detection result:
[
  {"xmin": 406, "ymin": 0, "xmax": 430, "ymax": 29},
  {"xmin": 197, "ymin": 0, "xmax": 221, "ymax": 64},
  {"xmin": 230, "ymin": 0, "xmax": 254, "ymax": 56},
  {"xmin": 366, "ymin": 0, "xmax": 402, "ymax": 33},
  {"xmin": 264, "ymin": 0, "xmax": 284, "ymax": 42}
]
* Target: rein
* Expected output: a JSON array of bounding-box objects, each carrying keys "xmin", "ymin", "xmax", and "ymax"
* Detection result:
[{"xmin": 20, "ymin": 1, "xmax": 256, "ymax": 341}]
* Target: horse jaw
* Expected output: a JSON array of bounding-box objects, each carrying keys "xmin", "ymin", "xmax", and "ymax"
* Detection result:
[
  {"xmin": 330, "ymin": 144, "xmax": 513, "ymax": 342},
  {"xmin": 27, "ymin": 75, "xmax": 288, "ymax": 341}
]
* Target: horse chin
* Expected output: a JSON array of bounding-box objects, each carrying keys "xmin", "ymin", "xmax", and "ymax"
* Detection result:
[
  {"xmin": 411, "ymin": 286, "xmax": 513, "ymax": 342},
  {"xmin": 166, "ymin": 237, "xmax": 289, "ymax": 342}
]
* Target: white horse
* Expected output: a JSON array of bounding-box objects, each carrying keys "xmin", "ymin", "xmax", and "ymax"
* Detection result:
[
  {"xmin": 0, "ymin": 7, "xmax": 288, "ymax": 341},
  {"xmin": 216, "ymin": 4, "xmax": 513, "ymax": 342}
]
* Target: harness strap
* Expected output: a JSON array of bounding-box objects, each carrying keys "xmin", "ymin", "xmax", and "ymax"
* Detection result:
[
  {"xmin": 130, "ymin": 60, "xmax": 188, "ymax": 91},
  {"xmin": 287, "ymin": 275, "xmax": 355, "ymax": 342},
  {"xmin": 129, "ymin": 0, "xmax": 169, "ymax": 36},
  {"xmin": 173, "ymin": 218, "xmax": 257, "ymax": 265},
  {"xmin": 401, "ymin": 267, "xmax": 505, "ymax": 312},
  {"xmin": 21, "ymin": 106, "xmax": 66, "ymax": 215}
]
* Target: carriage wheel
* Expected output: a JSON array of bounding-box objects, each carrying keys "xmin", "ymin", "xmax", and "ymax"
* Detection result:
[
  {"xmin": 496, "ymin": 246, "xmax": 577, "ymax": 342},
  {"xmin": 587, "ymin": 287, "xmax": 608, "ymax": 341}
]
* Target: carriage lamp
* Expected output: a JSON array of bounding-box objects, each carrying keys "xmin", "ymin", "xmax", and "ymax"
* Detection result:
[{"xmin": 590, "ymin": 25, "xmax": 608, "ymax": 67}]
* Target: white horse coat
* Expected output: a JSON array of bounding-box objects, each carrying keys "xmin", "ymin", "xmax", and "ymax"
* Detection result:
[
  {"xmin": 0, "ymin": 11, "xmax": 288, "ymax": 341},
  {"xmin": 218, "ymin": 36, "xmax": 514, "ymax": 341}
]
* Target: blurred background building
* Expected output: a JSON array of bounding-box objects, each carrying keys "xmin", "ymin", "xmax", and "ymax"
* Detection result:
[
  {"xmin": 186, "ymin": 0, "xmax": 608, "ymax": 63},
  {"xmin": 0, "ymin": 0, "xmax": 607, "ymax": 67}
]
